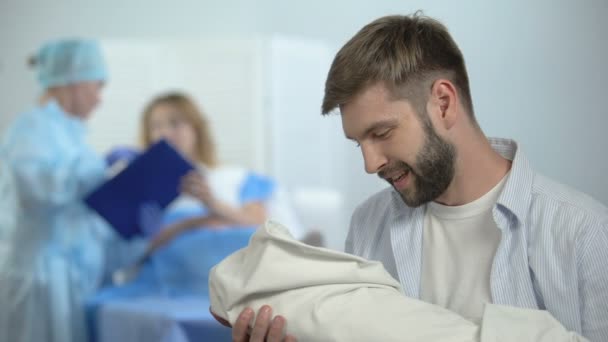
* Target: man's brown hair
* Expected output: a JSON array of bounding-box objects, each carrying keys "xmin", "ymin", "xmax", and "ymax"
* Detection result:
[{"xmin": 322, "ymin": 13, "xmax": 475, "ymax": 124}]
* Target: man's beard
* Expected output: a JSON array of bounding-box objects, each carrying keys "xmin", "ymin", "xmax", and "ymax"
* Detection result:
[{"xmin": 379, "ymin": 121, "xmax": 456, "ymax": 207}]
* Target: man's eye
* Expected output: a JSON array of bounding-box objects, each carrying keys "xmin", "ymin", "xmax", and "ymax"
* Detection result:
[{"xmin": 374, "ymin": 129, "xmax": 391, "ymax": 139}]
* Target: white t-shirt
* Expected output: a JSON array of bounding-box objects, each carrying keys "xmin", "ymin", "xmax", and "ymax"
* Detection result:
[{"xmin": 421, "ymin": 174, "xmax": 509, "ymax": 323}]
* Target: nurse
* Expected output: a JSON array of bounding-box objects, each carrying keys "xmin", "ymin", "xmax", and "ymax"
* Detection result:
[
  {"xmin": 0, "ymin": 162, "xmax": 17, "ymax": 260},
  {"xmin": 0, "ymin": 39, "xmax": 111, "ymax": 342}
]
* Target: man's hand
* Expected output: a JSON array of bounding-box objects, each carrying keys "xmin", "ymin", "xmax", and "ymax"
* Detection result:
[{"xmin": 211, "ymin": 306, "xmax": 297, "ymax": 342}]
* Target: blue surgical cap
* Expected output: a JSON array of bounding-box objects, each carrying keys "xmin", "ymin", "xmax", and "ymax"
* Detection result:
[{"xmin": 35, "ymin": 39, "xmax": 108, "ymax": 89}]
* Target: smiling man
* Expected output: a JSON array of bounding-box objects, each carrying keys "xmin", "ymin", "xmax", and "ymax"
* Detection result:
[
  {"xmin": 228, "ymin": 13, "xmax": 608, "ymax": 342},
  {"xmin": 324, "ymin": 13, "xmax": 608, "ymax": 341}
]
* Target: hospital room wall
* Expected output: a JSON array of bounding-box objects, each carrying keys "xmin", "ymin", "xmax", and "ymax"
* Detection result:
[{"xmin": 0, "ymin": 0, "xmax": 607, "ymax": 250}]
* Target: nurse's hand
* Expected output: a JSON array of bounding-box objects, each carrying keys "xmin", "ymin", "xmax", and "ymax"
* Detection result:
[{"xmin": 212, "ymin": 306, "xmax": 297, "ymax": 342}]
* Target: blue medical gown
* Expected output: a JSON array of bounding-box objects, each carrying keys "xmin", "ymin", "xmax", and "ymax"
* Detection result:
[
  {"xmin": 88, "ymin": 169, "xmax": 275, "ymax": 304},
  {"xmin": 0, "ymin": 100, "xmax": 111, "ymax": 342},
  {"xmin": 0, "ymin": 162, "xmax": 17, "ymax": 243}
]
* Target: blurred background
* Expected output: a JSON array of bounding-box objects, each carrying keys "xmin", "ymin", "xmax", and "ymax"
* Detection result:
[{"xmin": 1, "ymin": 0, "xmax": 607, "ymax": 251}]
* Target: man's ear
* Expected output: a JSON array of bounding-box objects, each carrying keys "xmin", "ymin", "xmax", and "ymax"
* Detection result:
[{"xmin": 428, "ymin": 79, "xmax": 458, "ymax": 130}]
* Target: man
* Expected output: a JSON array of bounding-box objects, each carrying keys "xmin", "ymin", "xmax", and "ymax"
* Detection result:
[{"xmin": 228, "ymin": 13, "xmax": 608, "ymax": 342}]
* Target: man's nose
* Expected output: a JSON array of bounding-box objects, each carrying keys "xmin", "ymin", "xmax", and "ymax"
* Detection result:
[{"xmin": 361, "ymin": 143, "xmax": 387, "ymax": 174}]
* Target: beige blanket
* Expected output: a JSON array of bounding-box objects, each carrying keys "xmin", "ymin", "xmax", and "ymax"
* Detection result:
[{"xmin": 209, "ymin": 221, "xmax": 587, "ymax": 342}]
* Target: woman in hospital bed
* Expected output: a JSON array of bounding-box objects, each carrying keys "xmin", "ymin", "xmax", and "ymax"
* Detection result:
[
  {"xmin": 96, "ymin": 92, "xmax": 278, "ymax": 299},
  {"xmin": 86, "ymin": 92, "xmax": 279, "ymax": 341}
]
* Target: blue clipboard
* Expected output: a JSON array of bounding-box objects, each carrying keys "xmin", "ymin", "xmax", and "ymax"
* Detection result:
[{"xmin": 85, "ymin": 140, "xmax": 195, "ymax": 239}]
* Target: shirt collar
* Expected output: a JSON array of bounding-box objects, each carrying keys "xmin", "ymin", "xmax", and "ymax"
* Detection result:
[
  {"xmin": 388, "ymin": 137, "xmax": 535, "ymax": 225},
  {"xmin": 488, "ymin": 137, "xmax": 535, "ymax": 226}
]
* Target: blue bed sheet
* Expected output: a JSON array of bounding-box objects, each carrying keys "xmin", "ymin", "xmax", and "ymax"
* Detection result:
[{"xmin": 87, "ymin": 227, "xmax": 255, "ymax": 341}]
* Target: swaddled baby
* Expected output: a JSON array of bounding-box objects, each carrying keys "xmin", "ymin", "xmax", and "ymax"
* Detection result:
[{"xmin": 209, "ymin": 221, "xmax": 586, "ymax": 342}]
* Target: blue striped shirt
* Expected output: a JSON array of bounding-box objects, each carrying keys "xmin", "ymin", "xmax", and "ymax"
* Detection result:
[{"xmin": 346, "ymin": 138, "xmax": 608, "ymax": 341}]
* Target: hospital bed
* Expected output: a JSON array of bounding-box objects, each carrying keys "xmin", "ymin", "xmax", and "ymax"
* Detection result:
[{"xmin": 87, "ymin": 187, "xmax": 344, "ymax": 342}]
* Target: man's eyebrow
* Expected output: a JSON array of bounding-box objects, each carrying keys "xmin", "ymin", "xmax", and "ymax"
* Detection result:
[{"xmin": 345, "ymin": 118, "xmax": 398, "ymax": 141}]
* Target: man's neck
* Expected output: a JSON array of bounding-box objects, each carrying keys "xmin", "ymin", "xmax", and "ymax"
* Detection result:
[{"xmin": 435, "ymin": 133, "xmax": 511, "ymax": 206}]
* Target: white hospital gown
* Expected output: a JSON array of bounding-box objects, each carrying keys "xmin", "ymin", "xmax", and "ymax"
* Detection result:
[{"xmin": 0, "ymin": 100, "xmax": 111, "ymax": 342}]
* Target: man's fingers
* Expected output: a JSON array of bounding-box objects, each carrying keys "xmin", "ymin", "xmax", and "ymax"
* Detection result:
[
  {"xmin": 266, "ymin": 315, "xmax": 286, "ymax": 342},
  {"xmin": 230, "ymin": 306, "xmax": 293, "ymax": 342},
  {"xmin": 232, "ymin": 307, "xmax": 254, "ymax": 342},
  {"xmin": 249, "ymin": 306, "xmax": 272, "ymax": 342}
]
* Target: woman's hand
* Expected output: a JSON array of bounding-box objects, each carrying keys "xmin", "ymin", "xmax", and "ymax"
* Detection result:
[
  {"xmin": 180, "ymin": 171, "xmax": 220, "ymax": 211},
  {"xmin": 180, "ymin": 170, "xmax": 266, "ymax": 226}
]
